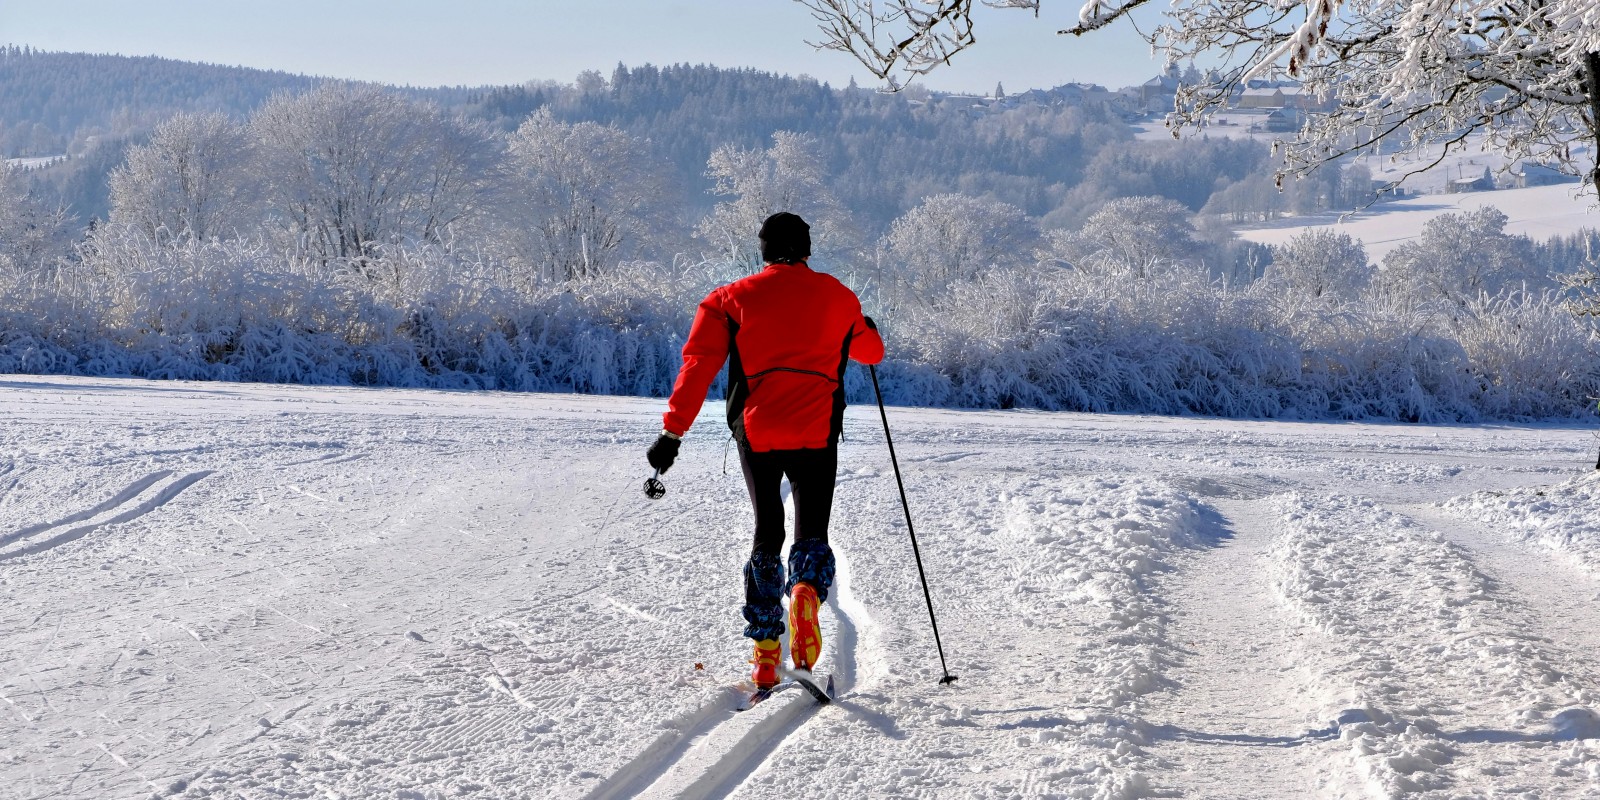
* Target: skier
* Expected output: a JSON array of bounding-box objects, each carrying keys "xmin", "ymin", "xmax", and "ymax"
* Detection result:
[{"xmin": 646, "ymin": 211, "xmax": 883, "ymax": 689}]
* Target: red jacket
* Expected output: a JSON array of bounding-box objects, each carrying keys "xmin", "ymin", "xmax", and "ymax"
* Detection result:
[{"xmin": 664, "ymin": 261, "xmax": 884, "ymax": 452}]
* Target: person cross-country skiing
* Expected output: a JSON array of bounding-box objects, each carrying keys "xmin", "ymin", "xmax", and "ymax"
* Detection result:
[{"xmin": 646, "ymin": 211, "xmax": 884, "ymax": 689}]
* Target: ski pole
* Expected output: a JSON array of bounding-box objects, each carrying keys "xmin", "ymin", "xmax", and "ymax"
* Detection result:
[{"xmin": 868, "ymin": 364, "xmax": 958, "ymax": 686}]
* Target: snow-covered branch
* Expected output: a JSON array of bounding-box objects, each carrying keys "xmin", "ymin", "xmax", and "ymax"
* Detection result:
[{"xmin": 797, "ymin": 0, "xmax": 1600, "ymax": 195}]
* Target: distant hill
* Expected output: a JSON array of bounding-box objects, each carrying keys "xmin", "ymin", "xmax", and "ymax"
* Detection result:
[
  {"xmin": 0, "ymin": 47, "xmax": 476, "ymax": 220},
  {"xmin": 1, "ymin": 48, "xmax": 1293, "ymax": 239},
  {"xmin": 0, "ymin": 47, "xmax": 321, "ymax": 155},
  {"xmin": 0, "ymin": 50, "xmax": 1132, "ymax": 229}
]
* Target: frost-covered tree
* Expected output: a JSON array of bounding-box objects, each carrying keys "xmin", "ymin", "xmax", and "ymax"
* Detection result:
[
  {"xmin": 505, "ymin": 109, "xmax": 670, "ymax": 283},
  {"xmin": 796, "ymin": 0, "xmax": 1600, "ymax": 195},
  {"xmin": 1054, "ymin": 195, "xmax": 1197, "ymax": 277},
  {"xmin": 108, "ymin": 112, "xmax": 254, "ymax": 244},
  {"xmin": 251, "ymin": 85, "xmax": 498, "ymax": 266},
  {"xmin": 0, "ymin": 164, "xmax": 73, "ymax": 273},
  {"xmin": 1376, "ymin": 207, "xmax": 1538, "ymax": 307},
  {"xmin": 696, "ymin": 131, "xmax": 851, "ymax": 269},
  {"xmin": 575, "ymin": 69, "xmax": 607, "ymax": 95},
  {"xmin": 1563, "ymin": 261, "xmax": 1600, "ymax": 336},
  {"xmin": 1265, "ymin": 229, "xmax": 1369, "ymax": 301},
  {"xmin": 882, "ymin": 193, "xmax": 1036, "ymax": 305}
]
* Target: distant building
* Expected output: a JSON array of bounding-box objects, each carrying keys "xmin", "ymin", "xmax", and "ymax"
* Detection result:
[
  {"xmin": 1238, "ymin": 84, "xmax": 1336, "ymax": 112},
  {"xmin": 1264, "ymin": 108, "xmax": 1304, "ymax": 132},
  {"xmin": 1139, "ymin": 74, "xmax": 1179, "ymax": 109},
  {"xmin": 1238, "ymin": 87, "xmax": 1286, "ymax": 109},
  {"xmin": 927, "ymin": 94, "xmax": 988, "ymax": 113},
  {"xmin": 1050, "ymin": 83, "xmax": 1112, "ymax": 109},
  {"xmin": 1446, "ymin": 166, "xmax": 1495, "ymax": 193},
  {"xmin": 1508, "ymin": 161, "xmax": 1574, "ymax": 188},
  {"xmin": 1111, "ymin": 87, "xmax": 1146, "ymax": 117}
]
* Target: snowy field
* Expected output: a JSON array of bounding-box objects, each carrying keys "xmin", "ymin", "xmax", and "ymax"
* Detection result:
[
  {"xmin": 3, "ymin": 155, "xmax": 66, "ymax": 170},
  {"xmin": 4, "ymin": 375, "xmax": 1600, "ymax": 799},
  {"xmin": 1236, "ymin": 183, "xmax": 1600, "ymax": 262}
]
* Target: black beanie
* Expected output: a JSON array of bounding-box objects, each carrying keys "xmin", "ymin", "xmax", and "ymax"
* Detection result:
[{"xmin": 758, "ymin": 212, "xmax": 811, "ymax": 264}]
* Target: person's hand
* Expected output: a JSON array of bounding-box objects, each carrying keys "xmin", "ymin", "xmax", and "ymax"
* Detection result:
[{"xmin": 647, "ymin": 433, "xmax": 681, "ymax": 473}]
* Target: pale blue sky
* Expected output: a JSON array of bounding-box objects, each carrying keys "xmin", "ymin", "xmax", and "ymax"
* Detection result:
[{"xmin": 0, "ymin": 1, "xmax": 1166, "ymax": 93}]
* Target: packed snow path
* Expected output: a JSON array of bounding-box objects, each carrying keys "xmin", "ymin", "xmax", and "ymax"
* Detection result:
[
  {"xmin": 1140, "ymin": 496, "xmax": 1339, "ymax": 798},
  {"xmin": 2, "ymin": 376, "xmax": 1598, "ymax": 798}
]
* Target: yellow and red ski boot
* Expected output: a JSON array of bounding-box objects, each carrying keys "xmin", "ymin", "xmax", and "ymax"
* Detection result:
[
  {"xmin": 789, "ymin": 582, "xmax": 821, "ymax": 672},
  {"xmin": 751, "ymin": 639, "xmax": 782, "ymax": 689}
]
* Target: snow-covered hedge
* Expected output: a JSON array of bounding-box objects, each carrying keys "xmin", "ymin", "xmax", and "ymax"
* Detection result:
[
  {"xmin": 0, "ymin": 227, "xmax": 705, "ymax": 394},
  {"xmin": 1, "ymin": 225, "xmax": 1596, "ymax": 422},
  {"xmin": 870, "ymin": 263, "xmax": 1600, "ymax": 422}
]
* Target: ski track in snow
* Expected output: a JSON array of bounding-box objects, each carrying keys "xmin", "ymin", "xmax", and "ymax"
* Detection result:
[
  {"xmin": 0, "ymin": 470, "xmax": 214, "ymax": 562},
  {"xmin": 582, "ymin": 543, "xmax": 871, "ymax": 800},
  {"xmin": 1267, "ymin": 495, "xmax": 1600, "ymax": 797},
  {"xmin": 1444, "ymin": 472, "xmax": 1600, "ymax": 577},
  {"xmin": 2, "ymin": 375, "xmax": 1600, "ymax": 798},
  {"xmin": 1142, "ymin": 496, "xmax": 1340, "ymax": 798}
]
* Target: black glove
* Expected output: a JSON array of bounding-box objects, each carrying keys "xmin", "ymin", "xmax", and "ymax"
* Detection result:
[
  {"xmin": 863, "ymin": 315, "xmax": 878, "ymax": 331},
  {"xmin": 647, "ymin": 433, "xmax": 681, "ymax": 474}
]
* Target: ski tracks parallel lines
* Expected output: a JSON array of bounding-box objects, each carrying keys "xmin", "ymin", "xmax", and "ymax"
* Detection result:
[
  {"xmin": 581, "ymin": 690, "xmax": 746, "ymax": 800},
  {"xmin": 0, "ymin": 470, "xmax": 173, "ymax": 547},
  {"xmin": 583, "ymin": 544, "xmax": 869, "ymax": 800},
  {"xmin": 660, "ymin": 688, "xmax": 824, "ymax": 800},
  {"xmin": 0, "ymin": 470, "xmax": 214, "ymax": 562}
]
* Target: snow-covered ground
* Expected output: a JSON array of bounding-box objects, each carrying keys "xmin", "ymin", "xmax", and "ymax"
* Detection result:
[
  {"xmin": 1236, "ymin": 183, "xmax": 1600, "ymax": 263},
  {"xmin": 4, "ymin": 155, "xmax": 66, "ymax": 170},
  {"xmin": 1134, "ymin": 110, "xmax": 1284, "ymax": 144},
  {"xmin": 1136, "ymin": 119, "xmax": 1599, "ymax": 261},
  {"xmin": 4, "ymin": 375, "xmax": 1600, "ymax": 798}
]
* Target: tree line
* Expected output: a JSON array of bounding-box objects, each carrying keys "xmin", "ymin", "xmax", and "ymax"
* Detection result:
[
  {"xmin": 0, "ymin": 56, "xmax": 1596, "ymax": 421},
  {"xmin": 6, "ymin": 50, "xmax": 1380, "ymax": 245}
]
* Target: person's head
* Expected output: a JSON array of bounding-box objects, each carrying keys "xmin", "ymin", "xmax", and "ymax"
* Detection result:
[{"xmin": 759, "ymin": 212, "xmax": 811, "ymax": 264}]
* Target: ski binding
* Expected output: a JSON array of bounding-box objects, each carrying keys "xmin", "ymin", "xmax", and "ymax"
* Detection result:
[{"xmin": 737, "ymin": 672, "xmax": 834, "ymax": 711}]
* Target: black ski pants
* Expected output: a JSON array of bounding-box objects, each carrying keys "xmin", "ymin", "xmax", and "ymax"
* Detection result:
[{"xmin": 739, "ymin": 445, "xmax": 838, "ymax": 641}]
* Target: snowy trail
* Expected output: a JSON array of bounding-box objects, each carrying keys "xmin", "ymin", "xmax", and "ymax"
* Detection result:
[
  {"xmin": 1267, "ymin": 495, "xmax": 1600, "ymax": 796},
  {"xmin": 585, "ymin": 544, "xmax": 870, "ymax": 800},
  {"xmin": 1143, "ymin": 496, "xmax": 1339, "ymax": 798},
  {"xmin": 4, "ymin": 376, "xmax": 1600, "ymax": 798},
  {"xmin": 0, "ymin": 470, "xmax": 212, "ymax": 562},
  {"xmin": 1404, "ymin": 502, "xmax": 1600, "ymax": 674}
]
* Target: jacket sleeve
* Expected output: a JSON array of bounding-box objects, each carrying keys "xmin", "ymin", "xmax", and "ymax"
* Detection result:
[
  {"xmin": 662, "ymin": 288, "xmax": 732, "ymax": 437},
  {"xmin": 848, "ymin": 310, "xmax": 884, "ymax": 365}
]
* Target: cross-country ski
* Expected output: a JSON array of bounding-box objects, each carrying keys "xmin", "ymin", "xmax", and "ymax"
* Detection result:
[{"xmin": 736, "ymin": 673, "xmax": 830, "ymax": 713}]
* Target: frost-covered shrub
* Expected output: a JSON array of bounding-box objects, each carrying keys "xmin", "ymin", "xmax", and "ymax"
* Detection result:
[
  {"xmin": 1052, "ymin": 196, "xmax": 1200, "ymax": 278},
  {"xmin": 1453, "ymin": 291, "xmax": 1600, "ymax": 419},
  {"xmin": 1376, "ymin": 208, "xmax": 1544, "ymax": 307},
  {"xmin": 1265, "ymin": 229, "xmax": 1371, "ymax": 302},
  {"xmin": 108, "ymin": 112, "xmax": 256, "ymax": 244},
  {"xmin": 0, "ymin": 165, "xmax": 74, "ymax": 274},
  {"xmin": 0, "ymin": 224, "xmax": 710, "ymax": 394},
  {"xmin": 878, "ymin": 193, "xmax": 1037, "ymax": 309},
  {"xmin": 252, "ymin": 85, "xmax": 500, "ymax": 260},
  {"xmin": 696, "ymin": 132, "xmax": 852, "ymax": 270},
  {"xmin": 876, "ymin": 264, "xmax": 1302, "ymax": 414},
  {"xmin": 504, "ymin": 110, "xmax": 675, "ymax": 284},
  {"xmin": 0, "ymin": 219, "xmax": 1595, "ymax": 423},
  {"xmin": 864, "ymin": 258, "xmax": 1599, "ymax": 422}
]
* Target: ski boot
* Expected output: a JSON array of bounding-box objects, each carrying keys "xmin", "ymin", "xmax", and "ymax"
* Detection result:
[
  {"xmin": 789, "ymin": 582, "xmax": 821, "ymax": 671},
  {"xmin": 751, "ymin": 639, "xmax": 782, "ymax": 689}
]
